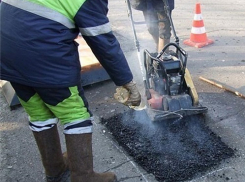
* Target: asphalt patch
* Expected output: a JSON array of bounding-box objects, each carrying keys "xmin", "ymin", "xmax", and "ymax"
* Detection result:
[{"xmin": 101, "ymin": 110, "xmax": 234, "ymax": 182}]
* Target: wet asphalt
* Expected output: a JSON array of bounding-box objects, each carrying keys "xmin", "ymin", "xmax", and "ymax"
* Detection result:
[{"xmin": 1, "ymin": 0, "xmax": 245, "ymax": 181}]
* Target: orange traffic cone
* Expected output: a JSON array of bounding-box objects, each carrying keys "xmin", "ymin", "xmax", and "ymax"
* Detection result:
[{"xmin": 184, "ymin": 3, "xmax": 213, "ymax": 48}]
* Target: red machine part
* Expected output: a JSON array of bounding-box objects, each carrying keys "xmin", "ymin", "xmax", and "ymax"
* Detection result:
[{"xmin": 147, "ymin": 89, "xmax": 163, "ymax": 110}]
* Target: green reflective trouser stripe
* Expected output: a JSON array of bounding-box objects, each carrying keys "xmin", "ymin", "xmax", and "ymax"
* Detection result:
[
  {"xmin": 18, "ymin": 93, "xmax": 55, "ymax": 121},
  {"xmin": 19, "ymin": 86, "xmax": 91, "ymax": 125}
]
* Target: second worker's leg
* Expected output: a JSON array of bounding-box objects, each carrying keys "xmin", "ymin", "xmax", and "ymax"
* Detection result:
[
  {"xmin": 157, "ymin": 10, "xmax": 171, "ymax": 53},
  {"xmin": 143, "ymin": 10, "xmax": 159, "ymax": 52}
]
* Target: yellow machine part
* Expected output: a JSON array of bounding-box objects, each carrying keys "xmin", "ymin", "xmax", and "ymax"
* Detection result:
[{"xmin": 184, "ymin": 68, "xmax": 199, "ymax": 106}]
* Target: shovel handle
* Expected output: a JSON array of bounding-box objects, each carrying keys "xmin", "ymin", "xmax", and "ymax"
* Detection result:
[{"xmin": 199, "ymin": 76, "xmax": 245, "ymax": 99}]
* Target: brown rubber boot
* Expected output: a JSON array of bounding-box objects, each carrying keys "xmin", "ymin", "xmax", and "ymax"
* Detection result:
[
  {"xmin": 32, "ymin": 125, "xmax": 70, "ymax": 182},
  {"xmin": 65, "ymin": 133, "xmax": 117, "ymax": 182}
]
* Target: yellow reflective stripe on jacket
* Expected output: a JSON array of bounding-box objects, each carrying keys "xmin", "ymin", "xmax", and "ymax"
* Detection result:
[
  {"xmin": 2, "ymin": 0, "xmax": 84, "ymax": 28},
  {"xmin": 26, "ymin": 0, "xmax": 86, "ymax": 22}
]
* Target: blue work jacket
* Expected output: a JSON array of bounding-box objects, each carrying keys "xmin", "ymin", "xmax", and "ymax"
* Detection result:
[{"xmin": 0, "ymin": 0, "xmax": 133, "ymax": 87}]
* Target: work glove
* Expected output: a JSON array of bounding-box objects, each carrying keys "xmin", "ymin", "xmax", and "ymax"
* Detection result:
[{"xmin": 114, "ymin": 81, "xmax": 141, "ymax": 107}]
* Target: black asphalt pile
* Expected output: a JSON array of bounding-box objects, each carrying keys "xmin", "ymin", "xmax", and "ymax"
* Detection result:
[{"xmin": 101, "ymin": 110, "xmax": 234, "ymax": 182}]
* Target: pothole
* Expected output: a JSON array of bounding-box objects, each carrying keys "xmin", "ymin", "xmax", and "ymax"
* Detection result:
[{"xmin": 101, "ymin": 110, "xmax": 234, "ymax": 182}]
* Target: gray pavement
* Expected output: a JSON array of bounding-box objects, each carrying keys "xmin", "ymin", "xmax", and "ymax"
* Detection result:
[{"xmin": 1, "ymin": 0, "xmax": 245, "ymax": 181}]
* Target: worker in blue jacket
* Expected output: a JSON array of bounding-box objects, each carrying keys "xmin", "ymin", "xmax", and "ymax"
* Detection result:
[
  {"xmin": 129, "ymin": 0, "xmax": 175, "ymax": 53},
  {"xmin": 0, "ymin": 0, "xmax": 141, "ymax": 181}
]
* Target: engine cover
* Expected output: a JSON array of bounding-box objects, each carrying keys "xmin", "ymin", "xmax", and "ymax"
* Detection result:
[{"xmin": 148, "ymin": 91, "xmax": 193, "ymax": 111}]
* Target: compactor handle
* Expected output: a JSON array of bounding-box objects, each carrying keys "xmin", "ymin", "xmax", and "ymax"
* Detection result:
[
  {"xmin": 157, "ymin": 43, "xmax": 186, "ymax": 58},
  {"xmin": 157, "ymin": 42, "xmax": 188, "ymax": 73}
]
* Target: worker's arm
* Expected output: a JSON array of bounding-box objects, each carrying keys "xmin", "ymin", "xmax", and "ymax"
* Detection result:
[
  {"xmin": 74, "ymin": 0, "xmax": 133, "ymax": 86},
  {"xmin": 75, "ymin": 0, "xmax": 141, "ymax": 106}
]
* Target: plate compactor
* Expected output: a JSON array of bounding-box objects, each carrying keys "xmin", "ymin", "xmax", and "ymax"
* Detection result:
[
  {"xmin": 143, "ymin": 44, "xmax": 208, "ymax": 121},
  {"xmin": 126, "ymin": 0, "xmax": 208, "ymax": 121}
]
